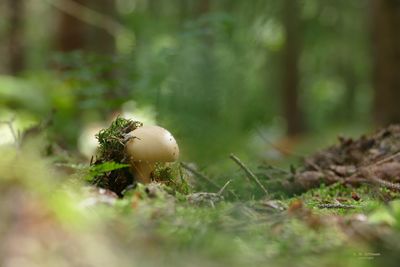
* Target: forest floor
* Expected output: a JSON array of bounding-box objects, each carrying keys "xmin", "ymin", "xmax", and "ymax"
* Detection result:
[{"xmin": 2, "ymin": 123, "xmax": 400, "ymax": 267}]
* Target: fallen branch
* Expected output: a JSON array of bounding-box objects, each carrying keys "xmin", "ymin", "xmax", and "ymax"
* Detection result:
[{"xmin": 229, "ymin": 153, "xmax": 268, "ymax": 195}]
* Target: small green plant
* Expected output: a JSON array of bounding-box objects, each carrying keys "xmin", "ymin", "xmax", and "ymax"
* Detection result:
[{"xmin": 86, "ymin": 161, "xmax": 130, "ymax": 182}]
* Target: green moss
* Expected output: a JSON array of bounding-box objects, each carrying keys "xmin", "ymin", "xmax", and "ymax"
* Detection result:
[
  {"xmin": 152, "ymin": 162, "xmax": 192, "ymax": 195},
  {"xmin": 96, "ymin": 117, "xmax": 142, "ymax": 162},
  {"xmin": 284, "ymin": 182, "xmax": 400, "ymax": 216},
  {"xmin": 90, "ymin": 117, "xmax": 142, "ymax": 195}
]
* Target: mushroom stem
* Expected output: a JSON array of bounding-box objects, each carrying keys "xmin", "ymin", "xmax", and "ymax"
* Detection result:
[{"xmin": 131, "ymin": 161, "xmax": 156, "ymax": 184}]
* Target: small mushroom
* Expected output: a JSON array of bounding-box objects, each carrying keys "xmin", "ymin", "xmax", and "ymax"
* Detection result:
[{"xmin": 125, "ymin": 125, "xmax": 179, "ymax": 184}]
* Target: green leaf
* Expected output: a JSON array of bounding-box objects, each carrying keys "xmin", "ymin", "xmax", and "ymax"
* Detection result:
[{"xmin": 86, "ymin": 161, "xmax": 130, "ymax": 182}]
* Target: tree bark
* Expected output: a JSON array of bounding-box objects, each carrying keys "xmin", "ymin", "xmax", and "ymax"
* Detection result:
[
  {"xmin": 282, "ymin": 0, "xmax": 303, "ymax": 136},
  {"xmin": 372, "ymin": 0, "xmax": 400, "ymax": 126},
  {"xmin": 86, "ymin": 0, "xmax": 115, "ymax": 55},
  {"xmin": 339, "ymin": 63, "xmax": 357, "ymax": 121},
  {"xmin": 55, "ymin": 0, "xmax": 87, "ymax": 52},
  {"xmin": 7, "ymin": 0, "xmax": 25, "ymax": 75}
]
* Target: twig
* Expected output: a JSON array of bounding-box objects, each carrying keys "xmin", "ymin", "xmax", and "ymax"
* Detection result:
[
  {"xmin": 373, "ymin": 151, "xmax": 400, "ymax": 166},
  {"xmin": 370, "ymin": 177, "xmax": 400, "ymax": 191},
  {"xmin": 304, "ymin": 158, "xmax": 323, "ymax": 172},
  {"xmin": 218, "ymin": 180, "xmax": 232, "ymax": 195},
  {"xmin": 180, "ymin": 162, "xmax": 220, "ymax": 190},
  {"xmin": 229, "ymin": 153, "xmax": 268, "ymax": 195},
  {"xmin": 346, "ymin": 173, "xmax": 400, "ymax": 192},
  {"xmin": 317, "ymin": 203, "xmax": 356, "ymax": 209},
  {"xmin": 346, "ymin": 174, "xmax": 400, "ymax": 191},
  {"xmin": 345, "ymin": 151, "xmax": 400, "ymax": 191},
  {"xmin": 259, "ymin": 164, "xmax": 290, "ymax": 175}
]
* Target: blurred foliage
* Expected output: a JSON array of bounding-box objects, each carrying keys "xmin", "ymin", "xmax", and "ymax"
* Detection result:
[{"xmin": 0, "ymin": 0, "xmax": 372, "ymax": 164}]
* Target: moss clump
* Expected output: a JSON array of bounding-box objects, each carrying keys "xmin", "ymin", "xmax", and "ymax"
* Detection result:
[
  {"xmin": 152, "ymin": 163, "xmax": 191, "ymax": 195},
  {"xmin": 96, "ymin": 117, "xmax": 143, "ymax": 163},
  {"xmin": 91, "ymin": 117, "xmax": 142, "ymax": 196}
]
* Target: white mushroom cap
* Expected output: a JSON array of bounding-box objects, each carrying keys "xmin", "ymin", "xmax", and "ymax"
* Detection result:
[
  {"xmin": 125, "ymin": 125, "xmax": 179, "ymax": 183},
  {"xmin": 125, "ymin": 125, "xmax": 179, "ymax": 162}
]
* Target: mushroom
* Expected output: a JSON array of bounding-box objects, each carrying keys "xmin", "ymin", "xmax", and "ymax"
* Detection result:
[{"xmin": 125, "ymin": 125, "xmax": 179, "ymax": 184}]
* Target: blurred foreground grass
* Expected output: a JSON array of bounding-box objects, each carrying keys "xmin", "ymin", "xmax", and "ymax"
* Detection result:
[{"xmin": 2, "ymin": 138, "xmax": 400, "ymax": 267}]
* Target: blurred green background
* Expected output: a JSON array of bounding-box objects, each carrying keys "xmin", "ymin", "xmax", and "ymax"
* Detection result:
[{"xmin": 0, "ymin": 0, "xmax": 398, "ymax": 166}]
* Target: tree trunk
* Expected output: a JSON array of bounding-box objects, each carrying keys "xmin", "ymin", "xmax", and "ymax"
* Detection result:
[
  {"xmin": 7, "ymin": 0, "xmax": 25, "ymax": 75},
  {"xmin": 282, "ymin": 0, "xmax": 303, "ymax": 136},
  {"xmin": 372, "ymin": 0, "xmax": 400, "ymax": 126},
  {"xmin": 55, "ymin": 0, "xmax": 87, "ymax": 52},
  {"xmin": 339, "ymin": 64, "xmax": 357, "ymax": 121},
  {"xmin": 86, "ymin": 0, "xmax": 115, "ymax": 55}
]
